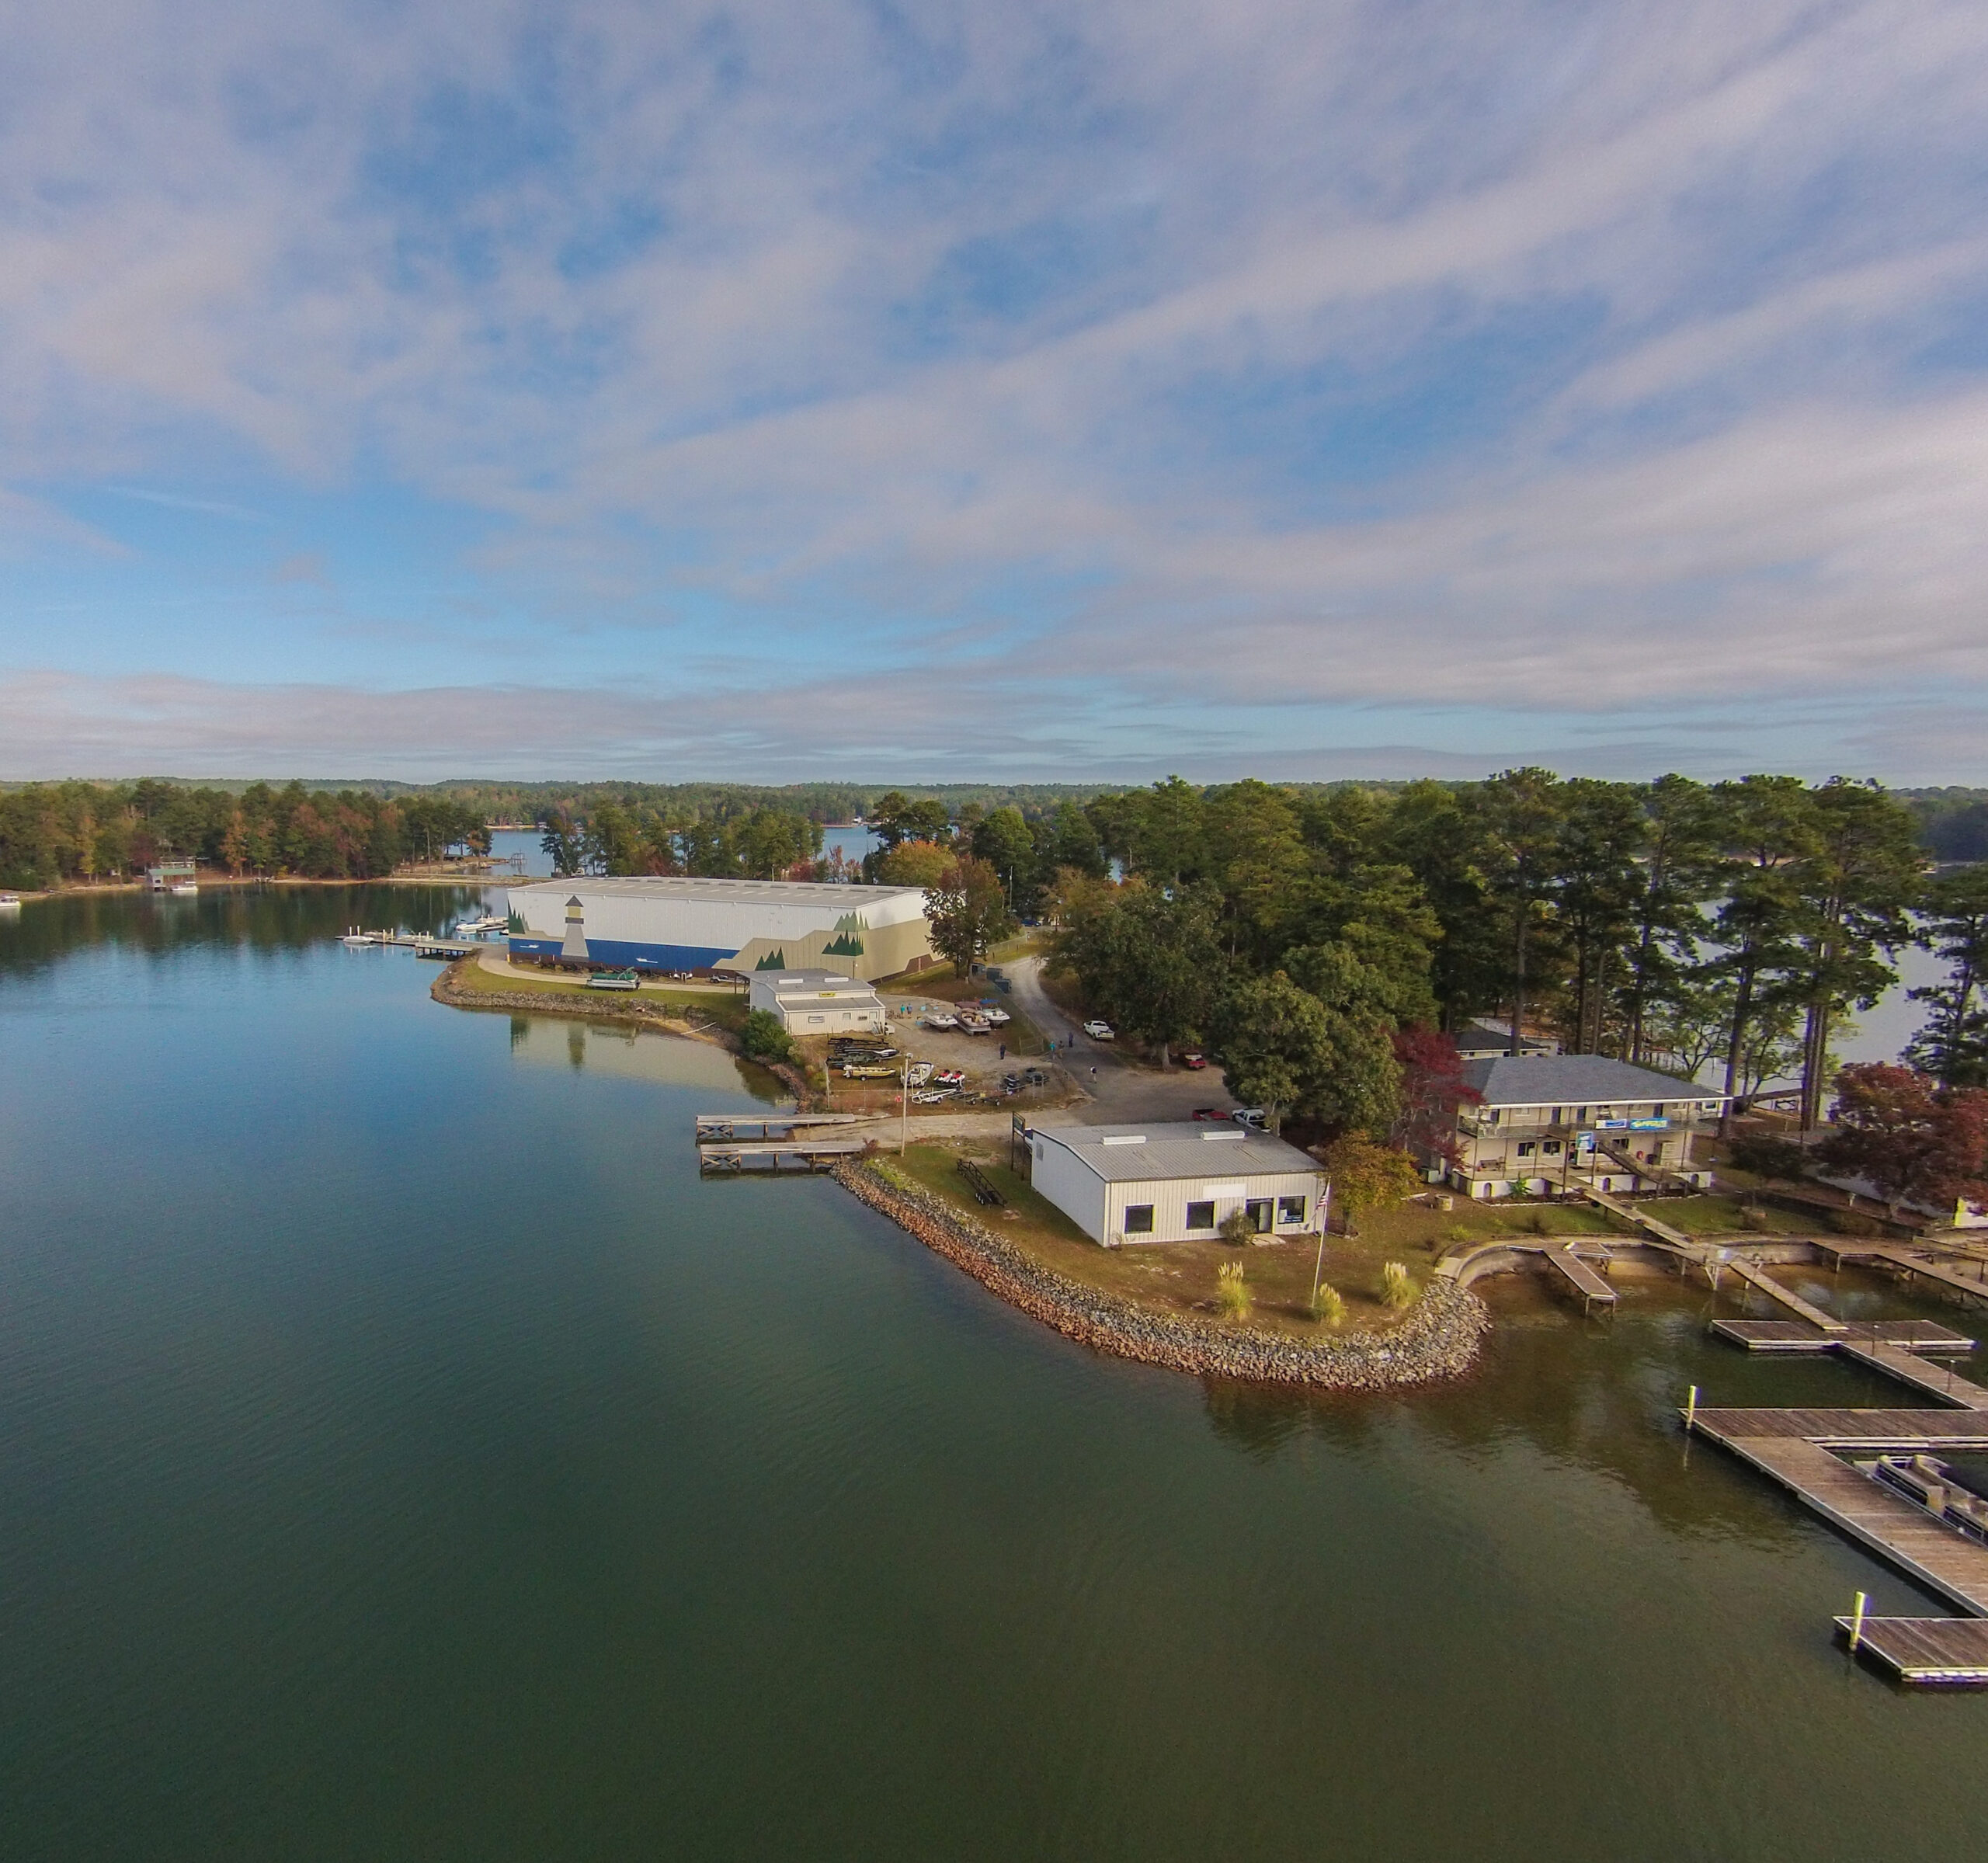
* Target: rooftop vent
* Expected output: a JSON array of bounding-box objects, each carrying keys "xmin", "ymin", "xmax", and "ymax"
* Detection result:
[{"xmin": 1100, "ymin": 1134, "xmax": 1147, "ymax": 1146}]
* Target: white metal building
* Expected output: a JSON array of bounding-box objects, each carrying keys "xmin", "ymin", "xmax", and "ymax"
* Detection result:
[
  {"xmin": 504, "ymin": 875, "xmax": 932, "ymax": 978},
  {"xmin": 748, "ymin": 970, "xmax": 887, "ymax": 1034},
  {"xmin": 1028, "ymin": 1122, "xmax": 1326, "ymax": 1246}
]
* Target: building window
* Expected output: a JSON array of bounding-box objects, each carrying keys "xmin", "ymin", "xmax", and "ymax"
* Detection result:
[
  {"xmin": 1123, "ymin": 1204, "xmax": 1155, "ymax": 1235},
  {"xmin": 1541, "ymin": 1140, "xmax": 1562, "ymax": 1158},
  {"xmin": 1517, "ymin": 1142, "xmax": 1535, "ymax": 1159},
  {"xmin": 808, "ymin": 1015, "xmax": 825, "ymax": 1024},
  {"xmin": 1277, "ymin": 1194, "xmax": 1305, "ymax": 1225},
  {"xmin": 1186, "ymin": 1201, "xmax": 1215, "ymax": 1231}
]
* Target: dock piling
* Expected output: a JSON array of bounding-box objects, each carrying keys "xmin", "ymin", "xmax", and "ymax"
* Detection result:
[
  {"xmin": 1847, "ymin": 1591, "xmax": 1868, "ymax": 1653},
  {"xmin": 1685, "ymin": 1385, "xmax": 1698, "ymax": 1431}
]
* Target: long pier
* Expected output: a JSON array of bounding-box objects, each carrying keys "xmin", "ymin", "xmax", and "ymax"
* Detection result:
[
  {"xmin": 1816, "ymin": 1243, "xmax": 1988, "ymax": 1306},
  {"xmin": 1710, "ymin": 1318, "xmax": 1974, "ymax": 1354}
]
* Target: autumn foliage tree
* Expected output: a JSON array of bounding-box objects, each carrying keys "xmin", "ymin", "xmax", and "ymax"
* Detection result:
[
  {"xmin": 1388, "ymin": 1027, "xmax": 1480, "ymax": 1167},
  {"xmin": 1816, "ymin": 1062, "xmax": 1988, "ymax": 1216},
  {"xmin": 925, "ymin": 857, "xmax": 1016, "ymax": 978}
]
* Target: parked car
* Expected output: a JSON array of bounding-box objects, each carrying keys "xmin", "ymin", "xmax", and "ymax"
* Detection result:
[
  {"xmin": 1232, "ymin": 1107, "xmax": 1268, "ymax": 1128},
  {"xmin": 1190, "ymin": 1107, "xmax": 1230, "ymax": 1122},
  {"xmin": 1083, "ymin": 1020, "xmax": 1114, "ymax": 1039},
  {"xmin": 1179, "ymin": 1050, "xmax": 1207, "ymax": 1069}
]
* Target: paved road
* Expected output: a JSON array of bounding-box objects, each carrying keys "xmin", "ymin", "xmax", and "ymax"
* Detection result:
[{"xmin": 1004, "ymin": 956, "xmax": 1238, "ymax": 1126}]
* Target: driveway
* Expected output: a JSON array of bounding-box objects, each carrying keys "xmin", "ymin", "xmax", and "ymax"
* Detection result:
[{"xmin": 1003, "ymin": 956, "xmax": 1238, "ymax": 1127}]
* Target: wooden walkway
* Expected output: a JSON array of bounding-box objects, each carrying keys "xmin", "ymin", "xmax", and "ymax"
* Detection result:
[
  {"xmin": 1835, "ymin": 1340, "xmax": 1988, "ymax": 1409},
  {"xmin": 1834, "ymin": 1614, "xmax": 1988, "ymax": 1684},
  {"xmin": 1719, "ymin": 1256, "xmax": 1847, "ymax": 1333},
  {"xmin": 1816, "ymin": 1243, "xmax": 1988, "ymax": 1306},
  {"xmin": 1539, "ymin": 1243, "xmax": 1616, "ymax": 1311},
  {"xmin": 1580, "ymin": 1188, "xmax": 1695, "ymax": 1253},
  {"xmin": 698, "ymin": 1139, "xmax": 869, "ymax": 1173},
  {"xmin": 696, "ymin": 1112, "xmax": 861, "ymax": 1143},
  {"xmin": 1710, "ymin": 1318, "xmax": 1974, "ymax": 1354},
  {"xmin": 1687, "ymin": 1420, "xmax": 1988, "ymax": 1615}
]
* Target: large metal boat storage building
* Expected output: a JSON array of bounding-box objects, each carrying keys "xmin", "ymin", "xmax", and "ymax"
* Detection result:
[{"xmin": 503, "ymin": 876, "xmax": 933, "ymax": 980}]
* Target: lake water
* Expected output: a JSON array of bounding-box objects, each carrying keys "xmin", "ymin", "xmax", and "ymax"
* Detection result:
[{"xmin": 5, "ymin": 887, "xmax": 1988, "ymax": 1860}]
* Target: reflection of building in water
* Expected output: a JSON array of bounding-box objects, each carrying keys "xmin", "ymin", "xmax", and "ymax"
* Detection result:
[
  {"xmin": 504, "ymin": 876, "xmax": 933, "ymax": 980},
  {"xmin": 504, "ymin": 1015, "xmax": 787, "ymax": 1102}
]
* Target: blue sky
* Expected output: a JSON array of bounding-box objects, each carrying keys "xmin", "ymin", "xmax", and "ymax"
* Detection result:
[{"xmin": 3, "ymin": 0, "xmax": 1987, "ymax": 783}]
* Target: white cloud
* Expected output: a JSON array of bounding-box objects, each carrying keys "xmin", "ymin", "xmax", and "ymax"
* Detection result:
[{"xmin": 2, "ymin": 0, "xmax": 1987, "ymax": 773}]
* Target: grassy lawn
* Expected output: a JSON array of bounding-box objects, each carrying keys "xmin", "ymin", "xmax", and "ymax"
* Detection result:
[
  {"xmin": 888, "ymin": 1141, "xmax": 1422, "ymax": 1336},
  {"xmin": 450, "ymin": 959, "xmax": 749, "ymax": 1030}
]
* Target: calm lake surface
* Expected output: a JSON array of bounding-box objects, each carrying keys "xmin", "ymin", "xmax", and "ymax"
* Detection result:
[{"xmin": 5, "ymin": 888, "xmax": 1988, "ymax": 1860}]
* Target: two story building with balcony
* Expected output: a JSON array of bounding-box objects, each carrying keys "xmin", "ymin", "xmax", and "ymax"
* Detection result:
[{"xmin": 1439, "ymin": 1054, "xmax": 1728, "ymax": 1199}]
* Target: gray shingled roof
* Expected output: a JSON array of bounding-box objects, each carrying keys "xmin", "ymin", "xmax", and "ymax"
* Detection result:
[
  {"xmin": 1460, "ymin": 1053, "xmax": 1720, "ymax": 1108},
  {"xmin": 1034, "ymin": 1121, "xmax": 1323, "ymax": 1183}
]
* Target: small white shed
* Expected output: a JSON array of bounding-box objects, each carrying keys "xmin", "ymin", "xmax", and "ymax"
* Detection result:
[{"xmin": 1028, "ymin": 1122, "xmax": 1326, "ymax": 1246}]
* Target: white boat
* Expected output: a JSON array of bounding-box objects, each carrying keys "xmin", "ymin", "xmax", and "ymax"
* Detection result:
[
  {"xmin": 958, "ymin": 1011, "xmax": 991, "ymax": 1035},
  {"xmin": 982, "ymin": 1006, "xmax": 1010, "ymax": 1025},
  {"xmin": 0, "ymin": 892, "xmax": 20, "ymax": 912},
  {"xmin": 923, "ymin": 1012, "xmax": 959, "ymax": 1031},
  {"xmin": 340, "ymin": 930, "xmax": 377, "ymax": 947},
  {"xmin": 170, "ymin": 881, "xmax": 199, "ymax": 896}
]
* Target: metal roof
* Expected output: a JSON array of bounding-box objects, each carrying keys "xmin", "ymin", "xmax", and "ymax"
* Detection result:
[
  {"xmin": 1460, "ymin": 1053, "xmax": 1720, "ymax": 1108},
  {"xmin": 509, "ymin": 876, "xmax": 925, "ymax": 905},
  {"xmin": 1034, "ymin": 1121, "xmax": 1323, "ymax": 1183}
]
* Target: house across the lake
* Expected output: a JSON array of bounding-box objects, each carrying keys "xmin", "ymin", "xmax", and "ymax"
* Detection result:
[
  {"xmin": 1027, "ymin": 1122, "xmax": 1326, "ymax": 1246},
  {"xmin": 1435, "ymin": 1054, "xmax": 1727, "ymax": 1198}
]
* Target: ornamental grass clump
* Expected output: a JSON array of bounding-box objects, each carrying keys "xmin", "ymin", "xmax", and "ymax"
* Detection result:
[
  {"xmin": 1216, "ymin": 1259, "xmax": 1251, "ymax": 1319},
  {"xmin": 1311, "ymin": 1281, "xmax": 1346, "ymax": 1328},
  {"xmin": 1381, "ymin": 1260, "xmax": 1416, "ymax": 1309}
]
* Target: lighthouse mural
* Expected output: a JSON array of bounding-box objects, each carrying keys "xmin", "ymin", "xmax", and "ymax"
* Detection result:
[{"xmin": 560, "ymin": 895, "xmax": 589, "ymax": 961}]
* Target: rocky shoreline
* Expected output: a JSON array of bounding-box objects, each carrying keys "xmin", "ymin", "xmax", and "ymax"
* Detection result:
[{"xmin": 834, "ymin": 1159, "xmax": 1491, "ymax": 1391}]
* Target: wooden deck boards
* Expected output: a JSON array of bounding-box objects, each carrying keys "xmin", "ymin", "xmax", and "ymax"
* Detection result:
[
  {"xmin": 1539, "ymin": 1243, "xmax": 1616, "ymax": 1308},
  {"xmin": 1702, "ymin": 1433, "xmax": 1988, "ymax": 1615},
  {"xmin": 1834, "ymin": 1615, "xmax": 1988, "ymax": 1684},
  {"xmin": 1834, "ymin": 1340, "xmax": 1988, "ymax": 1409},
  {"xmin": 1710, "ymin": 1318, "xmax": 1976, "ymax": 1353},
  {"xmin": 1689, "ymin": 1406, "xmax": 1988, "ymax": 1444},
  {"xmin": 1719, "ymin": 1256, "xmax": 1847, "ymax": 1333}
]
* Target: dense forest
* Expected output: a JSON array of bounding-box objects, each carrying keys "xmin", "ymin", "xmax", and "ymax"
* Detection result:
[
  {"xmin": 11, "ymin": 769, "xmax": 1988, "ymax": 1145},
  {"xmin": 0, "ymin": 780, "xmax": 489, "ymax": 887},
  {"xmin": 857, "ymin": 773, "xmax": 1988, "ymax": 1142}
]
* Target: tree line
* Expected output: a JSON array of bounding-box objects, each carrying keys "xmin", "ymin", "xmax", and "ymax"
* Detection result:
[
  {"xmin": 841, "ymin": 771, "xmax": 1988, "ymax": 1147},
  {"xmin": 0, "ymin": 780, "xmax": 488, "ymax": 886}
]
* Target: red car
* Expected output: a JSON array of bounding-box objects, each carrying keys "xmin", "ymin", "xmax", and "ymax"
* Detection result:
[
  {"xmin": 1180, "ymin": 1051, "xmax": 1208, "ymax": 1069},
  {"xmin": 1190, "ymin": 1107, "xmax": 1229, "ymax": 1122}
]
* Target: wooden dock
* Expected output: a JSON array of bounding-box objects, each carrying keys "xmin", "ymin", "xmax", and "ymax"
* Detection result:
[
  {"xmin": 1718, "ymin": 1256, "xmax": 1847, "ymax": 1333},
  {"xmin": 1687, "ymin": 1414, "xmax": 1988, "ymax": 1614},
  {"xmin": 1539, "ymin": 1243, "xmax": 1616, "ymax": 1312},
  {"xmin": 1816, "ymin": 1243, "xmax": 1988, "ymax": 1306},
  {"xmin": 696, "ymin": 1113, "xmax": 862, "ymax": 1143},
  {"xmin": 1835, "ymin": 1339, "xmax": 1988, "ymax": 1409},
  {"xmin": 1710, "ymin": 1318, "xmax": 1975, "ymax": 1354},
  {"xmin": 698, "ymin": 1138, "xmax": 870, "ymax": 1174},
  {"xmin": 1834, "ymin": 1614, "xmax": 1988, "ymax": 1684}
]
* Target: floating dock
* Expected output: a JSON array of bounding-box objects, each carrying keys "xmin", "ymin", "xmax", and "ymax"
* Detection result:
[
  {"xmin": 1833, "ymin": 1614, "xmax": 1988, "ymax": 1684},
  {"xmin": 1710, "ymin": 1318, "xmax": 1974, "ymax": 1354},
  {"xmin": 1716, "ymin": 1256, "xmax": 1847, "ymax": 1333}
]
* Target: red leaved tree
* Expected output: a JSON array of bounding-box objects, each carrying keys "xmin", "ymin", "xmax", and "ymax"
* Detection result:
[
  {"xmin": 1816, "ymin": 1062, "xmax": 1988, "ymax": 1216},
  {"xmin": 1388, "ymin": 1027, "xmax": 1480, "ymax": 1169}
]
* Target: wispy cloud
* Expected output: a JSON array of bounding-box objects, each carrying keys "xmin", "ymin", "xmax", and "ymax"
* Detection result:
[{"xmin": 1, "ymin": 0, "xmax": 1986, "ymax": 775}]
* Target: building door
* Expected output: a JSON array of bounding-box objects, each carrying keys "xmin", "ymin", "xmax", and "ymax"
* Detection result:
[{"xmin": 1245, "ymin": 1198, "xmax": 1273, "ymax": 1235}]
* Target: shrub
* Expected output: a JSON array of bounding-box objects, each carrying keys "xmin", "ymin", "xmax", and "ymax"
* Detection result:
[
  {"xmin": 739, "ymin": 1009, "xmax": 795, "ymax": 1063},
  {"xmin": 1728, "ymin": 1133, "xmax": 1809, "ymax": 1182},
  {"xmin": 1380, "ymin": 1260, "xmax": 1416, "ymax": 1309},
  {"xmin": 1218, "ymin": 1208, "xmax": 1256, "ymax": 1246},
  {"xmin": 1312, "ymin": 1281, "xmax": 1346, "ymax": 1327},
  {"xmin": 1442, "ymin": 1224, "xmax": 1472, "ymax": 1244},
  {"xmin": 1216, "ymin": 1260, "xmax": 1251, "ymax": 1319}
]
